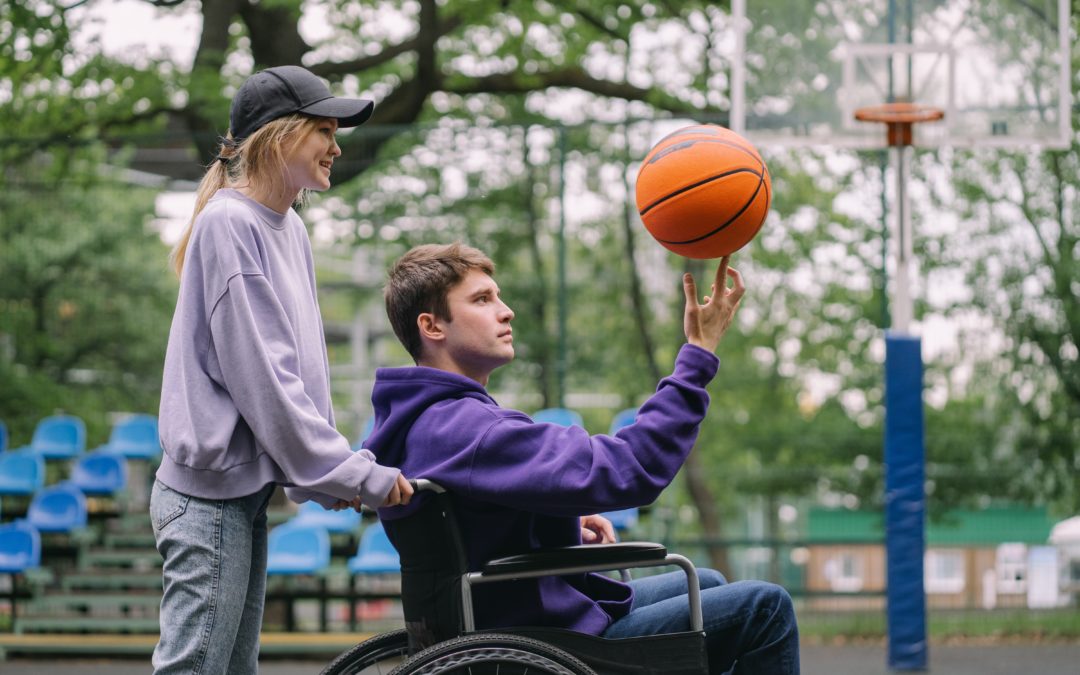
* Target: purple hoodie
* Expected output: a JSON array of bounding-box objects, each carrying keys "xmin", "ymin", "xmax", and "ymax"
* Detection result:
[{"xmin": 369, "ymin": 343, "xmax": 719, "ymax": 635}]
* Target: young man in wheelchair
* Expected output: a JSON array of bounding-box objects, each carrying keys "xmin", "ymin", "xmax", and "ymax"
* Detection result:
[{"xmin": 367, "ymin": 242, "xmax": 799, "ymax": 674}]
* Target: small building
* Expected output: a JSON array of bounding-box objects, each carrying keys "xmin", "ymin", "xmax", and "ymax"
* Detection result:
[
  {"xmin": 804, "ymin": 507, "xmax": 1059, "ymax": 611},
  {"xmin": 1049, "ymin": 515, "xmax": 1080, "ymax": 604}
]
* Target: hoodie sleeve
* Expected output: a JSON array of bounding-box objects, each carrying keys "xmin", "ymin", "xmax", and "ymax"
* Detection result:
[
  {"xmin": 424, "ymin": 344, "xmax": 719, "ymax": 517},
  {"xmin": 209, "ymin": 272, "xmax": 400, "ymax": 507}
]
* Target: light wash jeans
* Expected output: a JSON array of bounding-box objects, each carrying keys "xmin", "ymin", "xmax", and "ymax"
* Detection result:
[
  {"xmin": 150, "ymin": 479, "xmax": 276, "ymax": 675},
  {"xmin": 603, "ymin": 569, "xmax": 800, "ymax": 674}
]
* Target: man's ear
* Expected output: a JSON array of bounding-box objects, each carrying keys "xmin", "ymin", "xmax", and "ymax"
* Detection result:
[{"xmin": 417, "ymin": 313, "xmax": 445, "ymax": 343}]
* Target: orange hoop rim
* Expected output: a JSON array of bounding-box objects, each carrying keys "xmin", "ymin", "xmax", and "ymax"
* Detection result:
[{"xmin": 853, "ymin": 102, "xmax": 945, "ymax": 124}]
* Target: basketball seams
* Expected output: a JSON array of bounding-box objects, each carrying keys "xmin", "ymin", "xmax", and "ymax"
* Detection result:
[
  {"xmin": 639, "ymin": 167, "xmax": 763, "ymax": 216},
  {"xmin": 655, "ymin": 170, "xmax": 767, "ymax": 246}
]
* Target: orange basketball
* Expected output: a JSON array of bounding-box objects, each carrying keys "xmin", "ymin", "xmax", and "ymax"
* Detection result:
[{"xmin": 635, "ymin": 124, "xmax": 771, "ymax": 259}]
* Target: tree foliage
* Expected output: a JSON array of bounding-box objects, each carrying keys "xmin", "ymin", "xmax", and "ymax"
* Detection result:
[
  {"xmin": 0, "ymin": 148, "xmax": 176, "ymax": 444},
  {"xmin": 3, "ymin": 0, "xmax": 1078, "ymax": 536}
]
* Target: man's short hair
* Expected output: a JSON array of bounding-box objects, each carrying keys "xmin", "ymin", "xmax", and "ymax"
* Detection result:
[{"xmin": 385, "ymin": 242, "xmax": 495, "ymax": 362}]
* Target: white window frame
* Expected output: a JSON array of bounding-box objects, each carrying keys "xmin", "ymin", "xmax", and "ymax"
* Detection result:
[
  {"xmin": 996, "ymin": 543, "xmax": 1028, "ymax": 594},
  {"xmin": 925, "ymin": 548, "xmax": 965, "ymax": 594},
  {"xmin": 824, "ymin": 552, "xmax": 864, "ymax": 593}
]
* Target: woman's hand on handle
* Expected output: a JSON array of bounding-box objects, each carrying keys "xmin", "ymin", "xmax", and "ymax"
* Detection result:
[{"xmin": 382, "ymin": 473, "xmax": 415, "ymax": 507}]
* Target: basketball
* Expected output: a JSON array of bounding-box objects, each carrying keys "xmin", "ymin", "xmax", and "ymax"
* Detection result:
[{"xmin": 635, "ymin": 124, "xmax": 771, "ymax": 259}]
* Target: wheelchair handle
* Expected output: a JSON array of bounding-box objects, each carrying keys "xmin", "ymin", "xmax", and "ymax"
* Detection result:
[{"xmin": 408, "ymin": 478, "xmax": 446, "ymax": 494}]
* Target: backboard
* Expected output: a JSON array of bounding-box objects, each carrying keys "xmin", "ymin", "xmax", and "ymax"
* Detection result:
[{"xmin": 730, "ymin": 0, "xmax": 1072, "ymax": 149}]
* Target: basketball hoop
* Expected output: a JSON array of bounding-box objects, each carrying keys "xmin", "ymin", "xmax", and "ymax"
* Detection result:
[{"xmin": 854, "ymin": 102, "xmax": 945, "ymax": 147}]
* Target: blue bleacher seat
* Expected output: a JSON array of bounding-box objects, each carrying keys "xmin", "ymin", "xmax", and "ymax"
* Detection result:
[
  {"xmin": 0, "ymin": 420, "xmax": 8, "ymax": 452},
  {"xmin": 351, "ymin": 417, "xmax": 376, "ymax": 451},
  {"xmin": 26, "ymin": 483, "xmax": 88, "ymax": 533},
  {"xmin": 292, "ymin": 500, "xmax": 362, "ymax": 534},
  {"xmin": 70, "ymin": 452, "xmax": 128, "ymax": 496},
  {"xmin": 0, "ymin": 519, "xmax": 43, "ymax": 628},
  {"xmin": 0, "ymin": 451, "xmax": 45, "ymax": 496},
  {"xmin": 266, "ymin": 523, "xmax": 331, "ymax": 575},
  {"xmin": 347, "ymin": 522, "xmax": 400, "ymax": 574},
  {"xmin": 609, "ymin": 407, "xmax": 638, "ymax": 433},
  {"xmin": 100, "ymin": 414, "xmax": 160, "ymax": 459},
  {"xmin": 0, "ymin": 520, "xmax": 41, "ymax": 573},
  {"xmin": 15, "ymin": 415, "xmax": 85, "ymax": 459},
  {"xmin": 532, "ymin": 407, "xmax": 584, "ymax": 428}
]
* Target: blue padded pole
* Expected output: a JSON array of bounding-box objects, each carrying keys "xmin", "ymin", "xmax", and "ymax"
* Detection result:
[{"xmin": 884, "ymin": 332, "xmax": 928, "ymax": 670}]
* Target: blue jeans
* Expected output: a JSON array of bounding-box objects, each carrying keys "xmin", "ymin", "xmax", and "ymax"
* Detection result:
[
  {"xmin": 603, "ymin": 569, "xmax": 799, "ymax": 674},
  {"xmin": 150, "ymin": 480, "xmax": 276, "ymax": 675}
]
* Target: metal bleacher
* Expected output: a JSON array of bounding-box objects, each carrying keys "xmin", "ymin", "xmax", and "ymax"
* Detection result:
[
  {"xmin": 1, "ymin": 500, "xmax": 384, "ymax": 659},
  {"xmin": 0, "ymin": 414, "xmax": 400, "ymax": 660}
]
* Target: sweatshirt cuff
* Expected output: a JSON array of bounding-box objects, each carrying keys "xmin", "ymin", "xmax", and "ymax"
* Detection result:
[
  {"xmin": 284, "ymin": 486, "xmax": 337, "ymax": 509},
  {"xmin": 358, "ymin": 461, "xmax": 401, "ymax": 508},
  {"xmin": 674, "ymin": 343, "xmax": 721, "ymax": 387}
]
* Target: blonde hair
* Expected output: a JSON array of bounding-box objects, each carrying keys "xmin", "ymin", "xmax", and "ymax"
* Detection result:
[
  {"xmin": 170, "ymin": 114, "xmax": 322, "ymax": 277},
  {"xmin": 384, "ymin": 243, "xmax": 496, "ymax": 362}
]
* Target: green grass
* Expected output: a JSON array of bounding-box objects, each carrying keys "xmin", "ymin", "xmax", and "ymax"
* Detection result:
[
  {"xmin": 5, "ymin": 603, "xmax": 1078, "ymax": 642},
  {"xmin": 799, "ymin": 608, "xmax": 1080, "ymax": 643}
]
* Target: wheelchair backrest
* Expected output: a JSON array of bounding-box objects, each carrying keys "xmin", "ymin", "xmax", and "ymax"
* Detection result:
[{"xmin": 382, "ymin": 490, "xmax": 470, "ymax": 653}]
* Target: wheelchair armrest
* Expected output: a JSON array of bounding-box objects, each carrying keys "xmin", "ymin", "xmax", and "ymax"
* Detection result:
[{"xmin": 482, "ymin": 542, "xmax": 667, "ymax": 576}]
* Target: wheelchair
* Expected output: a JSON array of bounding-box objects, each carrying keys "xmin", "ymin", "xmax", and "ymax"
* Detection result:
[{"xmin": 320, "ymin": 479, "xmax": 709, "ymax": 675}]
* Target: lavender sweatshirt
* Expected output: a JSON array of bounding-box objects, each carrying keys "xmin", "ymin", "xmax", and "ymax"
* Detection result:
[
  {"xmin": 157, "ymin": 189, "xmax": 399, "ymax": 507},
  {"xmin": 370, "ymin": 344, "xmax": 719, "ymax": 635}
]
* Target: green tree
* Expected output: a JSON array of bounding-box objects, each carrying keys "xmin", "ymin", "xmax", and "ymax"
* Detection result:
[
  {"xmin": 0, "ymin": 148, "xmax": 176, "ymax": 444},
  {"xmin": 945, "ymin": 141, "xmax": 1080, "ymax": 511},
  {"xmin": 7, "ymin": 0, "xmax": 733, "ymax": 181},
  {"xmin": 6, "ymin": 0, "xmax": 1073, "ymax": 545}
]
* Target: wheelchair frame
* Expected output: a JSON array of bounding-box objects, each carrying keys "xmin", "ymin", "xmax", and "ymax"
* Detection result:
[{"xmin": 321, "ymin": 479, "xmax": 709, "ymax": 675}]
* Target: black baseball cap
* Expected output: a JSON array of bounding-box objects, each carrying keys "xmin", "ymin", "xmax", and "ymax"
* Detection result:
[{"xmin": 229, "ymin": 65, "xmax": 375, "ymax": 141}]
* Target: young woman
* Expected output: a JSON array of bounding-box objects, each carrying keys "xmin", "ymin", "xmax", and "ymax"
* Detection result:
[{"xmin": 152, "ymin": 66, "xmax": 412, "ymax": 675}]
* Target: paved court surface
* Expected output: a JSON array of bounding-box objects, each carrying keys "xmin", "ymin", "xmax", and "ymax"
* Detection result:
[{"xmin": 2, "ymin": 643, "xmax": 1079, "ymax": 674}]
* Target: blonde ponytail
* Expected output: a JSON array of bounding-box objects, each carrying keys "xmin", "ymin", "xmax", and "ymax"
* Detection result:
[
  {"xmin": 170, "ymin": 156, "xmax": 230, "ymax": 278},
  {"xmin": 170, "ymin": 115, "xmax": 318, "ymax": 279}
]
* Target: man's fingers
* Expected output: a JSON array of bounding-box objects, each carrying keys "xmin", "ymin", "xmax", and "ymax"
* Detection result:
[
  {"xmin": 682, "ymin": 272, "xmax": 698, "ymax": 307},
  {"xmin": 601, "ymin": 521, "xmax": 617, "ymax": 543},
  {"xmin": 727, "ymin": 267, "xmax": 745, "ymax": 301},
  {"xmin": 714, "ymin": 256, "xmax": 731, "ymax": 294}
]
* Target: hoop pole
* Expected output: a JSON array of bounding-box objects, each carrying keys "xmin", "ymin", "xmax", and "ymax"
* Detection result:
[
  {"xmin": 884, "ymin": 332, "xmax": 928, "ymax": 671},
  {"xmin": 892, "ymin": 145, "xmax": 913, "ymax": 334},
  {"xmin": 869, "ymin": 109, "xmax": 928, "ymax": 673}
]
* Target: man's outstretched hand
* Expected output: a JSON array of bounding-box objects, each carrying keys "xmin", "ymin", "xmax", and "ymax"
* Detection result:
[{"xmin": 683, "ymin": 255, "xmax": 745, "ymax": 353}]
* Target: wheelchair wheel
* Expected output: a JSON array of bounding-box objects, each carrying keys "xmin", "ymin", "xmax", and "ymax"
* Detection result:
[
  {"xmin": 320, "ymin": 629, "xmax": 411, "ymax": 675},
  {"xmin": 389, "ymin": 632, "xmax": 597, "ymax": 675}
]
